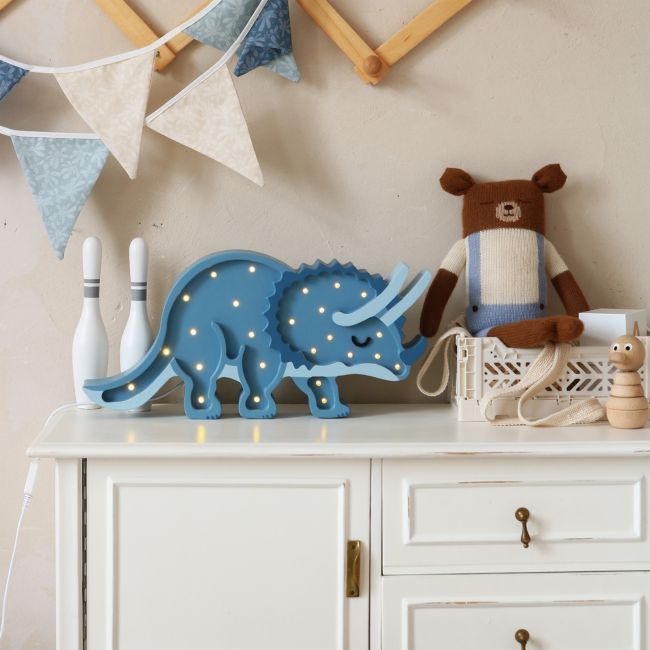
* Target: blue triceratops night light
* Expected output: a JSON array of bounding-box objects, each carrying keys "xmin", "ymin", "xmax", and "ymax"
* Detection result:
[{"xmin": 85, "ymin": 251, "xmax": 431, "ymax": 419}]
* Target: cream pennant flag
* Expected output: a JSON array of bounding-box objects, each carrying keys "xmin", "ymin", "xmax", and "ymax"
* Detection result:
[
  {"xmin": 146, "ymin": 66, "xmax": 263, "ymax": 186},
  {"xmin": 55, "ymin": 52, "xmax": 155, "ymax": 179}
]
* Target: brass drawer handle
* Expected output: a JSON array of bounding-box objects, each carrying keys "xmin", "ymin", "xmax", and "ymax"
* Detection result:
[
  {"xmin": 515, "ymin": 628, "xmax": 530, "ymax": 649},
  {"xmin": 515, "ymin": 507, "xmax": 531, "ymax": 548},
  {"xmin": 346, "ymin": 540, "xmax": 361, "ymax": 597}
]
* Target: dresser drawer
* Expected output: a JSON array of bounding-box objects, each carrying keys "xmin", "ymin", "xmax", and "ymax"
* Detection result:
[
  {"xmin": 382, "ymin": 572, "xmax": 650, "ymax": 650},
  {"xmin": 383, "ymin": 457, "xmax": 650, "ymax": 574}
]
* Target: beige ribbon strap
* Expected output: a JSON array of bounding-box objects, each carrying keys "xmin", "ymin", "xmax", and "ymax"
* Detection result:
[
  {"xmin": 480, "ymin": 342, "xmax": 606, "ymax": 426},
  {"xmin": 416, "ymin": 326, "xmax": 470, "ymax": 398}
]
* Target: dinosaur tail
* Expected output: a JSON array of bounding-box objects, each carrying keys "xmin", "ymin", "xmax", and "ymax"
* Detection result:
[{"xmin": 83, "ymin": 348, "xmax": 177, "ymax": 410}]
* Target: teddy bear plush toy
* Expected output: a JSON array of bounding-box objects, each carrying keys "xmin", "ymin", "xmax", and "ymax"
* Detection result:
[{"xmin": 420, "ymin": 164, "xmax": 589, "ymax": 348}]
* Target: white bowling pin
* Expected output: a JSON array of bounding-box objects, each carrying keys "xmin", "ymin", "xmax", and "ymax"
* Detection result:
[
  {"xmin": 120, "ymin": 238, "xmax": 153, "ymax": 371},
  {"xmin": 72, "ymin": 237, "xmax": 109, "ymax": 408}
]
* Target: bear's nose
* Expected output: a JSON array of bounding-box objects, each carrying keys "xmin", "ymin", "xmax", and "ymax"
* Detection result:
[{"xmin": 504, "ymin": 204, "xmax": 514, "ymax": 211}]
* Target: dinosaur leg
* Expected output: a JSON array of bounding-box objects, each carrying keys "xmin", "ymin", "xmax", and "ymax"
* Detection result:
[
  {"xmin": 487, "ymin": 315, "xmax": 584, "ymax": 349},
  {"xmin": 172, "ymin": 323, "xmax": 226, "ymax": 419},
  {"xmin": 238, "ymin": 348, "xmax": 283, "ymax": 419},
  {"xmin": 292, "ymin": 377, "xmax": 350, "ymax": 418}
]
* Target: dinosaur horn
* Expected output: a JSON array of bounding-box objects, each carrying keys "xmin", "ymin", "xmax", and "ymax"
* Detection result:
[
  {"xmin": 379, "ymin": 270, "xmax": 432, "ymax": 325},
  {"xmin": 332, "ymin": 262, "xmax": 409, "ymax": 327}
]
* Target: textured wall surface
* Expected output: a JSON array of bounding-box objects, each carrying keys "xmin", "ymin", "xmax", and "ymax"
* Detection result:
[{"xmin": 0, "ymin": 0, "xmax": 649, "ymax": 646}]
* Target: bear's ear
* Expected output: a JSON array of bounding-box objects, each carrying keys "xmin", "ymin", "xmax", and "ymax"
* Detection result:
[
  {"xmin": 532, "ymin": 164, "xmax": 567, "ymax": 193},
  {"xmin": 440, "ymin": 168, "xmax": 475, "ymax": 196}
]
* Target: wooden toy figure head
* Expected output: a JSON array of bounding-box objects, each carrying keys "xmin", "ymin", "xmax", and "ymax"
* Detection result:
[
  {"xmin": 439, "ymin": 164, "xmax": 567, "ymax": 237},
  {"xmin": 609, "ymin": 324, "xmax": 645, "ymax": 372}
]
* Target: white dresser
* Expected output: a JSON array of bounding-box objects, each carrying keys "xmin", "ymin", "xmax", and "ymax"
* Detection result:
[{"xmin": 28, "ymin": 404, "xmax": 650, "ymax": 650}]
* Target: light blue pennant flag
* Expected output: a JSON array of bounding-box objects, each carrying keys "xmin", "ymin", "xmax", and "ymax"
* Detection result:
[
  {"xmin": 0, "ymin": 60, "xmax": 28, "ymax": 102},
  {"xmin": 233, "ymin": 0, "xmax": 296, "ymax": 79},
  {"xmin": 185, "ymin": 0, "xmax": 299, "ymax": 82},
  {"xmin": 11, "ymin": 136, "xmax": 109, "ymax": 259}
]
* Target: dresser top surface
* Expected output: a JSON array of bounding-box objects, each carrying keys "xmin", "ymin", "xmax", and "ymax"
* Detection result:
[{"xmin": 27, "ymin": 403, "xmax": 650, "ymax": 459}]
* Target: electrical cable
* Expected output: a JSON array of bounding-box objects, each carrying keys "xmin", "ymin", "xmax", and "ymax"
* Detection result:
[{"xmin": 0, "ymin": 383, "xmax": 182, "ymax": 641}]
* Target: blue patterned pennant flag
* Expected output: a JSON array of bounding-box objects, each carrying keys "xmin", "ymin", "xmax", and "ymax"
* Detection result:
[
  {"xmin": 233, "ymin": 0, "xmax": 295, "ymax": 78},
  {"xmin": 11, "ymin": 136, "xmax": 109, "ymax": 259},
  {"xmin": 0, "ymin": 60, "xmax": 28, "ymax": 102},
  {"xmin": 185, "ymin": 0, "xmax": 299, "ymax": 82}
]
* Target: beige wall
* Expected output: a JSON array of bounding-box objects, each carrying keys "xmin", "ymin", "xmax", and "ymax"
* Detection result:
[{"xmin": 1, "ymin": 0, "xmax": 649, "ymax": 646}]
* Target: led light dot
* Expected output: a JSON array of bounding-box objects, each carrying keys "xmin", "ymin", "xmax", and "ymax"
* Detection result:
[
  {"xmin": 189, "ymin": 328, "xmax": 197, "ymax": 336},
  {"xmin": 374, "ymin": 353, "xmax": 382, "ymax": 360},
  {"xmin": 334, "ymin": 282, "xmax": 341, "ymax": 289},
  {"xmin": 321, "ymin": 397, "xmax": 328, "ymax": 405},
  {"xmin": 310, "ymin": 347, "xmax": 318, "ymax": 354},
  {"xmin": 302, "ymin": 287, "xmax": 309, "ymax": 295},
  {"xmin": 288, "ymin": 318, "xmax": 296, "ymax": 325},
  {"xmin": 249, "ymin": 265, "xmax": 256, "ymax": 273},
  {"xmin": 127, "ymin": 383, "xmax": 135, "ymax": 391},
  {"xmin": 318, "ymin": 306, "xmax": 325, "ymax": 314},
  {"xmin": 347, "ymin": 351, "xmax": 354, "ymax": 359},
  {"xmin": 361, "ymin": 291, "xmax": 368, "ymax": 298},
  {"xmin": 197, "ymin": 395, "xmax": 205, "ymax": 404},
  {"xmin": 182, "ymin": 294, "xmax": 190, "ymax": 302},
  {"xmin": 196, "ymin": 363, "xmax": 204, "ymax": 371},
  {"xmin": 326, "ymin": 334, "xmax": 334, "ymax": 341},
  {"xmin": 394, "ymin": 364, "xmax": 401, "ymax": 371},
  {"xmin": 376, "ymin": 331, "xmax": 383, "ymax": 338},
  {"xmin": 162, "ymin": 347, "xmax": 171, "ymax": 356},
  {"xmin": 259, "ymin": 362, "xmax": 267, "ymax": 369},
  {"xmin": 232, "ymin": 299, "xmax": 240, "ymax": 308},
  {"xmin": 248, "ymin": 331, "xmax": 255, "ymax": 339},
  {"xmin": 253, "ymin": 395, "xmax": 261, "ymax": 404},
  {"xmin": 210, "ymin": 271, "xmax": 217, "ymax": 278},
  {"xmin": 315, "ymin": 380, "xmax": 322, "ymax": 387}
]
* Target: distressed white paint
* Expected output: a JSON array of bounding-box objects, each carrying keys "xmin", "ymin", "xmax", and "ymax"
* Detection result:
[
  {"xmin": 382, "ymin": 572, "xmax": 649, "ymax": 650},
  {"xmin": 85, "ymin": 459, "xmax": 369, "ymax": 650},
  {"xmin": 383, "ymin": 457, "xmax": 650, "ymax": 574},
  {"xmin": 1, "ymin": 0, "xmax": 650, "ymax": 645}
]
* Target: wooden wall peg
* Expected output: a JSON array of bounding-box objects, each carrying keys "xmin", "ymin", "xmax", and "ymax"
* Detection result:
[
  {"xmin": 296, "ymin": 0, "xmax": 390, "ymax": 84},
  {"xmin": 297, "ymin": 0, "xmax": 474, "ymax": 84}
]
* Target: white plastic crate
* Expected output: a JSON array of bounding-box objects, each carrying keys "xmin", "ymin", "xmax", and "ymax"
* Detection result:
[{"xmin": 454, "ymin": 334, "xmax": 650, "ymax": 422}]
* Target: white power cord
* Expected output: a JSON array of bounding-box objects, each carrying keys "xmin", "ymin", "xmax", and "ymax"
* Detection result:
[
  {"xmin": 0, "ymin": 383, "xmax": 184, "ymax": 642},
  {"xmin": 0, "ymin": 459, "xmax": 40, "ymax": 642}
]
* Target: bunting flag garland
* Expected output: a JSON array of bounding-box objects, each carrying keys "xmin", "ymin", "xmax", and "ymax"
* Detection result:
[
  {"xmin": 0, "ymin": 0, "xmax": 297, "ymax": 260},
  {"xmin": 185, "ymin": 0, "xmax": 299, "ymax": 82},
  {"xmin": 233, "ymin": 0, "xmax": 295, "ymax": 78},
  {"xmin": 147, "ymin": 66, "xmax": 263, "ymax": 187},
  {"xmin": 54, "ymin": 51, "xmax": 155, "ymax": 179},
  {"xmin": 11, "ymin": 136, "xmax": 109, "ymax": 259},
  {"xmin": 0, "ymin": 60, "xmax": 28, "ymax": 102}
]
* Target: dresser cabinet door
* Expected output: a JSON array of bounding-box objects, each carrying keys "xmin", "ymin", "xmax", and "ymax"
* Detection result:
[
  {"xmin": 382, "ymin": 572, "xmax": 650, "ymax": 650},
  {"xmin": 86, "ymin": 458, "xmax": 369, "ymax": 650},
  {"xmin": 383, "ymin": 457, "xmax": 650, "ymax": 574}
]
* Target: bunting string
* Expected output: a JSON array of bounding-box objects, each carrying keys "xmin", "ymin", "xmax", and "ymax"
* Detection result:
[
  {"xmin": 0, "ymin": 0, "xmax": 271, "ymax": 139},
  {"xmin": 0, "ymin": 0, "xmax": 229, "ymax": 74}
]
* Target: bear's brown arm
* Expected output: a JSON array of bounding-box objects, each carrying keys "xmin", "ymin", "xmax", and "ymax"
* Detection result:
[
  {"xmin": 419, "ymin": 269, "xmax": 458, "ymax": 338},
  {"xmin": 552, "ymin": 270, "xmax": 589, "ymax": 317}
]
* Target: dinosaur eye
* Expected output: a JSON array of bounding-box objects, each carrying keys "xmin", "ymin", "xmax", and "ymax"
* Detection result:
[
  {"xmin": 613, "ymin": 344, "xmax": 619, "ymax": 351},
  {"xmin": 625, "ymin": 344, "xmax": 632, "ymax": 351},
  {"xmin": 352, "ymin": 335, "xmax": 372, "ymax": 348}
]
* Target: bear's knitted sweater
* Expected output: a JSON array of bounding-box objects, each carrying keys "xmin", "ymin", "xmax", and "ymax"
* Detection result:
[{"xmin": 441, "ymin": 228, "xmax": 569, "ymax": 334}]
